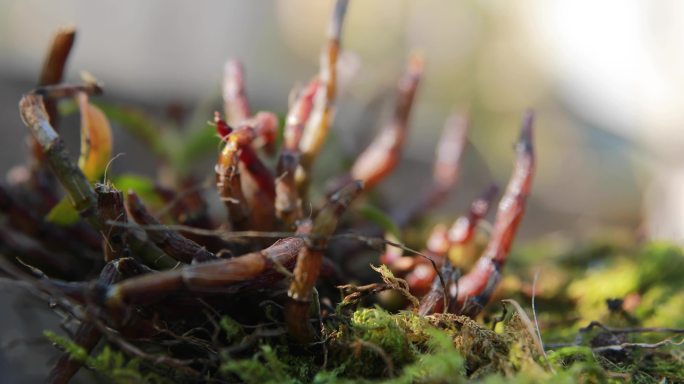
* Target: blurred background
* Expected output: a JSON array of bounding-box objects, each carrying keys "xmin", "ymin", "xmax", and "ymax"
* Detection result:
[
  {"xmin": 1, "ymin": 0, "xmax": 684, "ymax": 381},
  {"xmin": 4, "ymin": 0, "xmax": 684, "ymax": 242}
]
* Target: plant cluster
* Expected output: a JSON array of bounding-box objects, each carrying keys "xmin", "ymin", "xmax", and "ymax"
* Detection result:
[{"xmin": 1, "ymin": 1, "xmax": 683, "ymax": 383}]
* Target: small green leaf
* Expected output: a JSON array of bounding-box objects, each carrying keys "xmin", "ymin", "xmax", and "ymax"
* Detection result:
[
  {"xmin": 357, "ymin": 204, "xmax": 400, "ymax": 238},
  {"xmin": 111, "ymin": 173, "xmax": 162, "ymax": 207},
  {"xmin": 43, "ymin": 330, "xmax": 89, "ymax": 362},
  {"xmin": 63, "ymin": 99, "xmax": 170, "ymax": 161},
  {"xmin": 57, "ymin": 99, "xmax": 78, "ymax": 116},
  {"xmin": 220, "ymin": 316, "xmax": 243, "ymax": 341},
  {"xmin": 174, "ymin": 124, "xmax": 220, "ymax": 167},
  {"xmin": 45, "ymin": 197, "xmax": 80, "ymax": 226},
  {"xmin": 97, "ymin": 103, "xmax": 168, "ymax": 158}
]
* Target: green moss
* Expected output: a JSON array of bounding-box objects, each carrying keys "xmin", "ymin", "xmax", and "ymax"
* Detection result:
[
  {"xmin": 329, "ymin": 308, "xmax": 424, "ymax": 377},
  {"xmin": 636, "ymin": 243, "xmax": 684, "ymax": 289},
  {"xmin": 314, "ymin": 325, "xmax": 466, "ymax": 384},
  {"xmin": 638, "ymin": 351, "xmax": 684, "ymax": 383},
  {"xmin": 547, "ymin": 346, "xmax": 596, "ymax": 367},
  {"xmin": 326, "ymin": 308, "xmax": 515, "ymax": 380},
  {"xmin": 384, "ymin": 329, "xmax": 465, "ymax": 384},
  {"xmin": 44, "ymin": 239, "xmax": 684, "ymax": 383},
  {"xmin": 275, "ymin": 347, "xmax": 319, "ymax": 383},
  {"xmin": 219, "ymin": 315, "xmax": 244, "ymax": 342},
  {"xmin": 567, "ymin": 259, "xmax": 640, "ymax": 319},
  {"xmin": 44, "ymin": 331, "xmax": 173, "ymax": 383},
  {"xmin": 440, "ymin": 315, "xmax": 510, "ymax": 376},
  {"xmin": 637, "ymin": 288, "xmax": 684, "ymax": 328},
  {"xmin": 220, "ymin": 345, "xmax": 303, "ymax": 384},
  {"xmin": 45, "ymin": 330, "xmax": 90, "ymax": 362}
]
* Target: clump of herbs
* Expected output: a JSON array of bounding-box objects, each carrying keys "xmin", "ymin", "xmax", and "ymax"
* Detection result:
[{"xmin": 2, "ymin": 2, "xmax": 684, "ymax": 384}]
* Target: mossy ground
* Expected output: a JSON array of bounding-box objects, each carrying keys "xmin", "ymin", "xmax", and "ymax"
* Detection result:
[{"xmin": 46, "ymin": 240, "xmax": 684, "ymax": 383}]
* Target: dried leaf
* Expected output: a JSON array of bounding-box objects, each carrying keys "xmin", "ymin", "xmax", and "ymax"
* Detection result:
[{"xmin": 77, "ymin": 92, "xmax": 112, "ymax": 180}]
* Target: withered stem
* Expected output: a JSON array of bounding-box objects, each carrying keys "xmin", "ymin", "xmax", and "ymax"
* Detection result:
[
  {"xmin": 97, "ymin": 184, "xmax": 129, "ymax": 262},
  {"xmin": 154, "ymin": 181, "xmax": 234, "ymax": 254},
  {"xmin": 296, "ymin": 0, "xmax": 350, "ymax": 201},
  {"xmin": 223, "ymin": 60, "xmax": 251, "ymax": 126},
  {"xmin": 125, "ymin": 191, "xmax": 216, "ymax": 263},
  {"xmin": 106, "ymin": 236, "xmax": 305, "ymax": 307},
  {"xmin": 0, "ymin": 226, "xmax": 84, "ymax": 279},
  {"xmin": 283, "ymin": 78, "xmax": 318, "ymax": 152},
  {"xmin": 32, "ymin": 81, "xmax": 103, "ymax": 100},
  {"xmin": 417, "ymin": 184, "xmax": 498, "ymax": 316},
  {"xmin": 39, "ymin": 26, "xmax": 76, "ymax": 128},
  {"xmin": 449, "ymin": 184, "xmax": 499, "ymax": 245},
  {"xmin": 47, "ymin": 258, "xmax": 147, "ymax": 384},
  {"xmin": 19, "ymin": 94, "xmax": 103, "ymax": 230},
  {"xmin": 285, "ymin": 181, "xmax": 363, "ymax": 342},
  {"xmin": 27, "ymin": 27, "xmax": 75, "ymax": 185},
  {"xmin": 391, "ymin": 111, "xmax": 467, "ymax": 228},
  {"xmin": 275, "ymin": 151, "xmax": 302, "ymax": 229},
  {"xmin": 126, "ymin": 232, "xmax": 178, "ymax": 270},
  {"xmin": 0, "ymin": 184, "xmax": 99, "ymax": 260},
  {"xmin": 455, "ymin": 111, "xmax": 535, "ymax": 316},
  {"xmin": 346, "ymin": 54, "xmax": 423, "ymax": 192},
  {"xmin": 238, "ymin": 146, "xmax": 276, "ymax": 231}
]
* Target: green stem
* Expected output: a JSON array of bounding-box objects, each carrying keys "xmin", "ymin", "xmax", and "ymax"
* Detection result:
[{"xmin": 20, "ymin": 94, "xmax": 103, "ymax": 230}]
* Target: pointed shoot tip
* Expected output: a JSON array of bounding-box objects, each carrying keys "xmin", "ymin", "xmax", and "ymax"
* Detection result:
[{"xmin": 517, "ymin": 110, "xmax": 535, "ymax": 154}]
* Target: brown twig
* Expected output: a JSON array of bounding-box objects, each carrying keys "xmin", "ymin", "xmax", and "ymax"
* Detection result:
[
  {"xmin": 154, "ymin": 179, "xmax": 233, "ymax": 254},
  {"xmin": 38, "ymin": 26, "xmax": 76, "ymax": 129},
  {"xmin": 126, "ymin": 231, "xmax": 177, "ymax": 270},
  {"xmin": 31, "ymin": 80, "xmax": 103, "ymax": 100},
  {"xmin": 547, "ymin": 321, "xmax": 684, "ymax": 351},
  {"xmin": 283, "ymin": 78, "xmax": 319, "ymax": 152},
  {"xmin": 418, "ymin": 262, "xmax": 460, "ymax": 316},
  {"xmin": 47, "ymin": 258, "xmax": 149, "ymax": 384},
  {"xmin": 238, "ymin": 145, "xmax": 276, "ymax": 231},
  {"xmin": 580, "ymin": 321, "xmax": 684, "ymax": 335},
  {"xmin": 125, "ymin": 191, "xmax": 216, "ymax": 263},
  {"xmin": 331, "ymin": 54, "xmax": 423, "ymax": 194},
  {"xmin": 105, "ymin": 236, "xmax": 306, "ymax": 307},
  {"xmin": 0, "ymin": 226, "xmax": 83, "ymax": 279},
  {"xmin": 296, "ymin": 0, "xmax": 350, "ymax": 200},
  {"xmin": 448, "ymin": 184, "xmax": 499, "ymax": 246},
  {"xmin": 215, "ymin": 134, "xmax": 250, "ymax": 231},
  {"xmin": 275, "ymin": 151, "xmax": 302, "ymax": 229},
  {"xmin": 392, "ymin": 113, "xmax": 470, "ymax": 227},
  {"xmin": 27, "ymin": 28, "xmax": 77, "ymax": 197},
  {"xmin": 338, "ymin": 282, "xmax": 390, "ymax": 307},
  {"xmin": 0, "ymin": 183, "xmax": 100, "ymax": 260},
  {"xmin": 19, "ymin": 94, "xmax": 104, "ymax": 231},
  {"xmin": 223, "ymin": 60, "xmax": 251, "ymax": 126},
  {"xmin": 285, "ymin": 181, "xmax": 363, "ymax": 342},
  {"xmin": 591, "ymin": 337, "xmax": 684, "ymax": 353},
  {"xmin": 215, "ymin": 123, "xmax": 276, "ymax": 231},
  {"xmin": 455, "ymin": 111, "xmax": 535, "ymax": 316},
  {"xmin": 243, "ymin": 111, "xmax": 279, "ymax": 155},
  {"xmin": 390, "ymin": 185, "xmax": 497, "ymax": 312},
  {"xmin": 274, "ymin": 79, "xmax": 318, "ymax": 225},
  {"xmin": 97, "ymin": 184, "xmax": 129, "ymax": 261}
]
